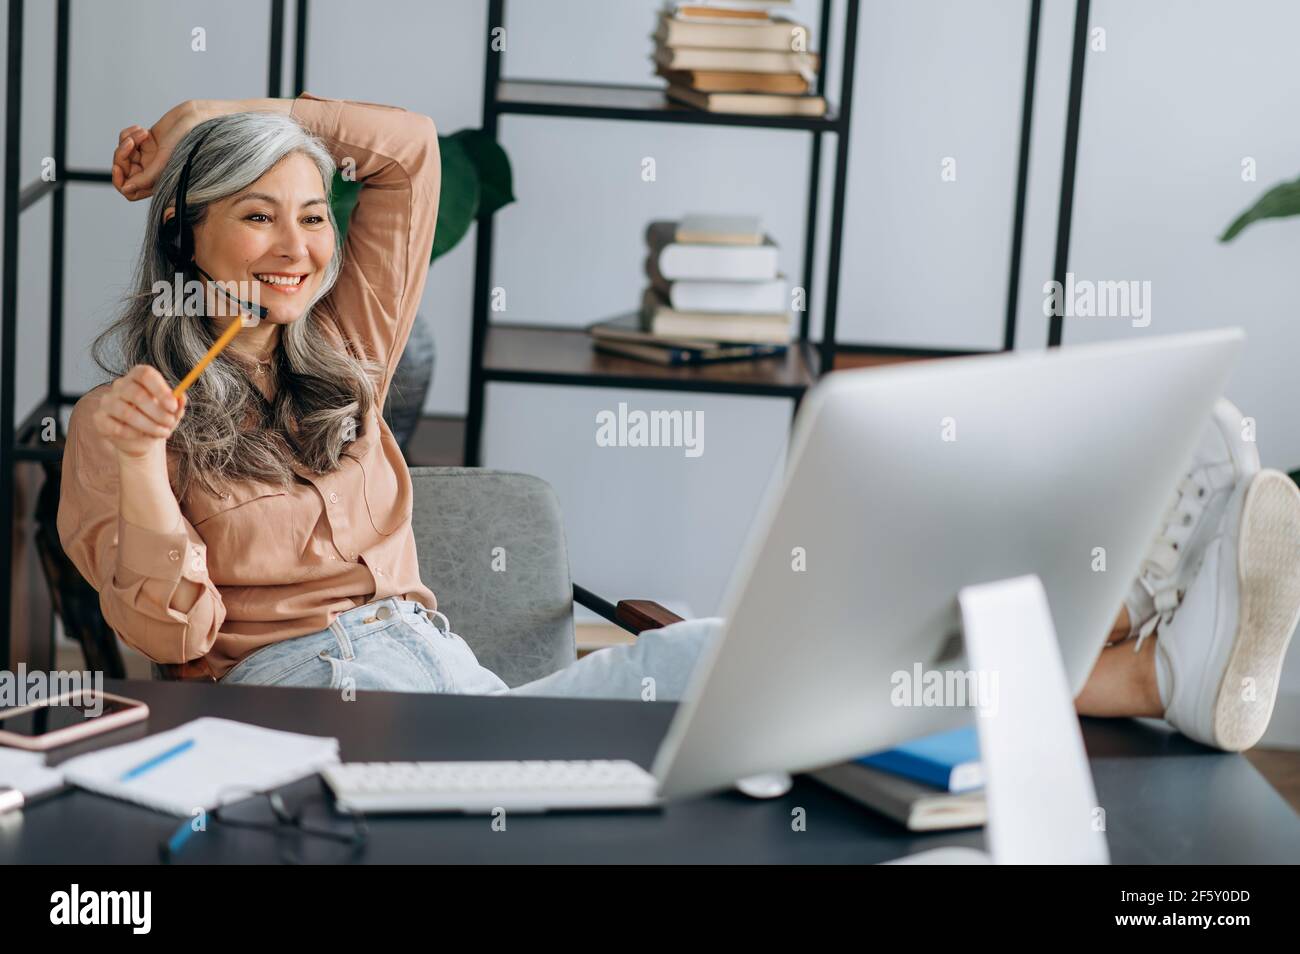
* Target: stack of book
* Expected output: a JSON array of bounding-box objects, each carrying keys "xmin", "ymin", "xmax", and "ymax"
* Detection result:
[
  {"xmin": 810, "ymin": 727, "xmax": 988, "ymax": 832},
  {"xmin": 588, "ymin": 214, "xmax": 792, "ymax": 367},
  {"xmin": 652, "ymin": 1, "xmax": 826, "ymax": 117}
]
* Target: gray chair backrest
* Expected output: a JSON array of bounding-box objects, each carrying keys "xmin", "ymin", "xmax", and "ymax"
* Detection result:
[
  {"xmin": 407, "ymin": 467, "xmax": 576, "ymax": 687},
  {"xmin": 153, "ymin": 467, "xmax": 577, "ymax": 686}
]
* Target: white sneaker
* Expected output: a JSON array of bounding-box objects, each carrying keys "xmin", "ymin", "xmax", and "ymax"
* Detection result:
[
  {"xmin": 1154, "ymin": 469, "xmax": 1300, "ymax": 751},
  {"xmin": 1123, "ymin": 398, "xmax": 1260, "ymax": 642}
]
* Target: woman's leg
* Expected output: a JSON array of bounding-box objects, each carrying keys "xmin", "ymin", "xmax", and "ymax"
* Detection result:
[
  {"xmin": 1075, "ymin": 606, "xmax": 1165, "ymax": 718},
  {"xmin": 499, "ymin": 617, "xmax": 724, "ymax": 701},
  {"xmin": 1077, "ymin": 470, "xmax": 1300, "ymax": 750}
]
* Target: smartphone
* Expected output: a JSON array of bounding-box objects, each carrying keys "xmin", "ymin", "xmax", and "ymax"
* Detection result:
[{"xmin": 0, "ymin": 690, "xmax": 148, "ymax": 751}]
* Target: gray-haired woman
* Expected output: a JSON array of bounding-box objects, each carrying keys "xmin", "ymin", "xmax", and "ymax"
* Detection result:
[{"xmin": 57, "ymin": 93, "xmax": 713, "ymax": 701}]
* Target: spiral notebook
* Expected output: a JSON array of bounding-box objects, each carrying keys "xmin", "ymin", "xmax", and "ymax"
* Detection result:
[{"xmin": 57, "ymin": 717, "xmax": 339, "ymax": 817}]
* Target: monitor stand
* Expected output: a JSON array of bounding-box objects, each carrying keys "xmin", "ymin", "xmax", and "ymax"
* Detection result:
[{"xmin": 888, "ymin": 574, "xmax": 1111, "ymax": 865}]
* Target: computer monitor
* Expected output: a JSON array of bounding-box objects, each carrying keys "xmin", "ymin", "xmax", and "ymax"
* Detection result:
[{"xmin": 654, "ymin": 329, "xmax": 1243, "ymax": 800}]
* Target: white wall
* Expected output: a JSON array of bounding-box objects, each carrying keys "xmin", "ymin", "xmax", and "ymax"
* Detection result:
[
  {"xmin": 1040, "ymin": 0, "xmax": 1300, "ymax": 705},
  {"xmin": 3, "ymin": 1, "xmax": 1299, "ymax": 705}
]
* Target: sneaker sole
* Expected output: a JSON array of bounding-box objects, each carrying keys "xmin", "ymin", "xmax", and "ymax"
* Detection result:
[{"xmin": 1212, "ymin": 470, "xmax": 1300, "ymax": 750}]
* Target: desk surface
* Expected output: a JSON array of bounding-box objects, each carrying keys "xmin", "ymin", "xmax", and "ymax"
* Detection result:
[{"xmin": 3, "ymin": 678, "xmax": 1298, "ymax": 864}]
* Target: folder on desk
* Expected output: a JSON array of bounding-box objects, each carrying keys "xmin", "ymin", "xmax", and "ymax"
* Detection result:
[{"xmin": 57, "ymin": 717, "xmax": 339, "ymax": 817}]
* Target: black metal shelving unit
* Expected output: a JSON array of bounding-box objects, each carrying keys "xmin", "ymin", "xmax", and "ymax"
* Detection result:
[
  {"xmin": 1, "ymin": 0, "xmax": 1092, "ymax": 669},
  {"xmin": 463, "ymin": 0, "xmax": 867, "ymax": 466},
  {"xmin": 461, "ymin": 0, "xmax": 1055, "ymax": 466},
  {"xmin": 0, "ymin": 0, "xmax": 299, "ymax": 668}
]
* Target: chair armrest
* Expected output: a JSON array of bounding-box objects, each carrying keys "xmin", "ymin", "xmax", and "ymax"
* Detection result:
[
  {"xmin": 615, "ymin": 600, "xmax": 684, "ymax": 634},
  {"xmin": 573, "ymin": 584, "xmax": 685, "ymax": 635}
]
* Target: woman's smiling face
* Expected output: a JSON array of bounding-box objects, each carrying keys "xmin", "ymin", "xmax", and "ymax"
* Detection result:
[{"xmin": 174, "ymin": 151, "xmax": 334, "ymax": 326}]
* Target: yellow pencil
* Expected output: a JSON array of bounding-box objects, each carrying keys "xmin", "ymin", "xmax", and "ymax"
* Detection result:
[{"xmin": 173, "ymin": 319, "xmax": 245, "ymax": 398}]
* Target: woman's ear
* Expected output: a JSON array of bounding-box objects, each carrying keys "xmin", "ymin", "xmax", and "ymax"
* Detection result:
[{"xmin": 162, "ymin": 205, "xmax": 176, "ymax": 226}]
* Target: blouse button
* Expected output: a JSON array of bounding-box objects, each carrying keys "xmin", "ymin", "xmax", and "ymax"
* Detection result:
[
  {"xmin": 221, "ymin": 492, "xmax": 231, "ymax": 499},
  {"xmin": 374, "ymin": 567, "xmax": 384, "ymax": 576},
  {"xmin": 168, "ymin": 549, "xmax": 181, "ymax": 561},
  {"xmin": 329, "ymin": 492, "xmax": 339, "ymax": 503}
]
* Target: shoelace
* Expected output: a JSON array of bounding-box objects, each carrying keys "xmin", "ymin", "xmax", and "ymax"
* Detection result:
[{"xmin": 1132, "ymin": 474, "xmax": 1209, "ymax": 653}]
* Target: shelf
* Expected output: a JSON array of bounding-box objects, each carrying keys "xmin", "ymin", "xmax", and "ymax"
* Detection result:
[
  {"xmin": 831, "ymin": 350, "xmax": 974, "ymax": 371},
  {"xmin": 496, "ymin": 79, "xmax": 841, "ymax": 132},
  {"xmin": 481, "ymin": 322, "xmax": 818, "ymax": 397}
]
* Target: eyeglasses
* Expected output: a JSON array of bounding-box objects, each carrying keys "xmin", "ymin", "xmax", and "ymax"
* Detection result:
[{"xmin": 159, "ymin": 783, "xmax": 369, "ymax": 864}]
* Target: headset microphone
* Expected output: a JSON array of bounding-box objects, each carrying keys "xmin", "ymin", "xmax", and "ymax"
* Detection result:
[{"xmin": 161, "ymin": 126, "xmax": 270, "ymax": 321}]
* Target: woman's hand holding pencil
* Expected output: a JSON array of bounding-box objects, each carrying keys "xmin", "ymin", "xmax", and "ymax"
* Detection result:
[{"xmin": 93, "ymin": 365, "xmax": 187, "ymax": 462}]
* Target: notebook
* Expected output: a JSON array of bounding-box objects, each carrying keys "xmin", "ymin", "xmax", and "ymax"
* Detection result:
[
  {"xmin": 856, "ymin": 726, "xmax": 984, "ymax": 793},
  {"xmin": 57, "ymin": 717, "xmax": 340, "ymax": 817},
  {"xmin": 0, "ymin": 747, "xmax": 65, "ymax": 801},
  {"xmin": 811, "ymin": 760, "xmax": 987, "ymax": 831}
]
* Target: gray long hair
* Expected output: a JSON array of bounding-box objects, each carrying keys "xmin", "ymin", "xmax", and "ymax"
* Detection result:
[{"xmin": 91, "ymin": 110, "xmax": 385, "ymax": 501}]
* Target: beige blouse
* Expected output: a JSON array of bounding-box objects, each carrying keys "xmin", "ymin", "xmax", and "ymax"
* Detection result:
[{"xmin": 57, "ymin": 92, "xmax": 441, "ymax": 682}]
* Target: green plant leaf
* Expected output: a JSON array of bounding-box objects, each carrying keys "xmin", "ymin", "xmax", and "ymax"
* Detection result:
[
  {"xmin": 449, "ymin": 128, "xmax": 516, "ymax": 218},
  {"xmin": 431, "ymin": 134, "xmax": 481, "ymax": 263},
  {"xmin": 1219, "ymin": 176, "xmax": 1300, "ymax": 242},
  {"xmin": 329, "ymin": 173, "xmax": 363, "ymax": 245},
  {"xmin": 327, "ymin": 128, "xmax": 513, "ymax": 265}
]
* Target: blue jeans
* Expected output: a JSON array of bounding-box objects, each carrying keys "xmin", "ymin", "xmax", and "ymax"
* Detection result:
[{"xmin": 220, "ymin": 596, "xmax": 722, "ymax": 702}]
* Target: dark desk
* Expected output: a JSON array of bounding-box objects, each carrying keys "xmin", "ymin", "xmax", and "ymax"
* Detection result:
[{"xmin": 3, "ymin": 678, "xmax": 1298, "ymax": 864}]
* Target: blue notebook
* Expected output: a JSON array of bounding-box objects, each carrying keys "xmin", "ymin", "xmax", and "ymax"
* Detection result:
[{"xmin": 856, "ymin": 727, "xmax": 983, "ymax": 793}]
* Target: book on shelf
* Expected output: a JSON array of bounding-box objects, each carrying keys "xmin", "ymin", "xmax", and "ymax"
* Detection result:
[
  {"xmin": 593, "ymin": 337, "xmax": 787, "ymax": 367},
  {"xmin": 642, "ymin": 287, "xmax": 792, "ymax": 344},
  {"xmin": 654, "ymin": 43, "xmax": 820, "ymax": 76},
  {"xmin": 665, "ymin": 84, "xmax": 826, "ymax": 116},
  {"xmin": 673, "ymin": 4, "xmax": 780, "ymax": 23},
  {"xmin": 672, "ymin": 0, "xmax": 793, "ymax": 16},
  {"xmin": 647, "ymin": 260, "xmax": 788, "ymax": 314},
  {"xmin": 646, "ymin": 220, "xmax": 779, "ymax": 281},
  {"xmin": 652, "ymin": 4, "xmax": 824, "ymax": 116},
  {"xmin": 589, "ymin": 311, "xmax": 771, "ymax": 350},
  {"xmin": 810, "ymin": 760, "xmax": 987, "ymax": 832},
  {"xmin": 656, "ymin": 65, "xmax": 809, "ymax": 95},
  {"xmin": 654, "ymin": 9, "xmax": 810, "ymax": 51},
  {"xmin": 675, "ymin": 213, "xmax": 763, "ymax": 245}
]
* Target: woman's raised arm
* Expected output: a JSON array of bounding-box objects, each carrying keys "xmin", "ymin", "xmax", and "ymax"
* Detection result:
[
  {"xmin": 282, "ymin": 92, "xmax": 441, "ymax": 407},
  {"xmin": 114, "ymin": 94, "xmax": 440, "ymax": 407}
]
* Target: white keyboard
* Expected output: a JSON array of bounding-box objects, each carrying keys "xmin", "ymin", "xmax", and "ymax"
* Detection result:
[{"xmin": 321, "ymin": 760, "xmax": 662, "ymax": 814}]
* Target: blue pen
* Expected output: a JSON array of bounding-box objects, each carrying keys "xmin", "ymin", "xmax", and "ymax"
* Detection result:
[
  {"xmin": 119, "ymin": 738, "xmax": 195, "ymax": 782},
  {"xmin": 163, "ymin": 816, "xmax": 200, "ymax": 860}
]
